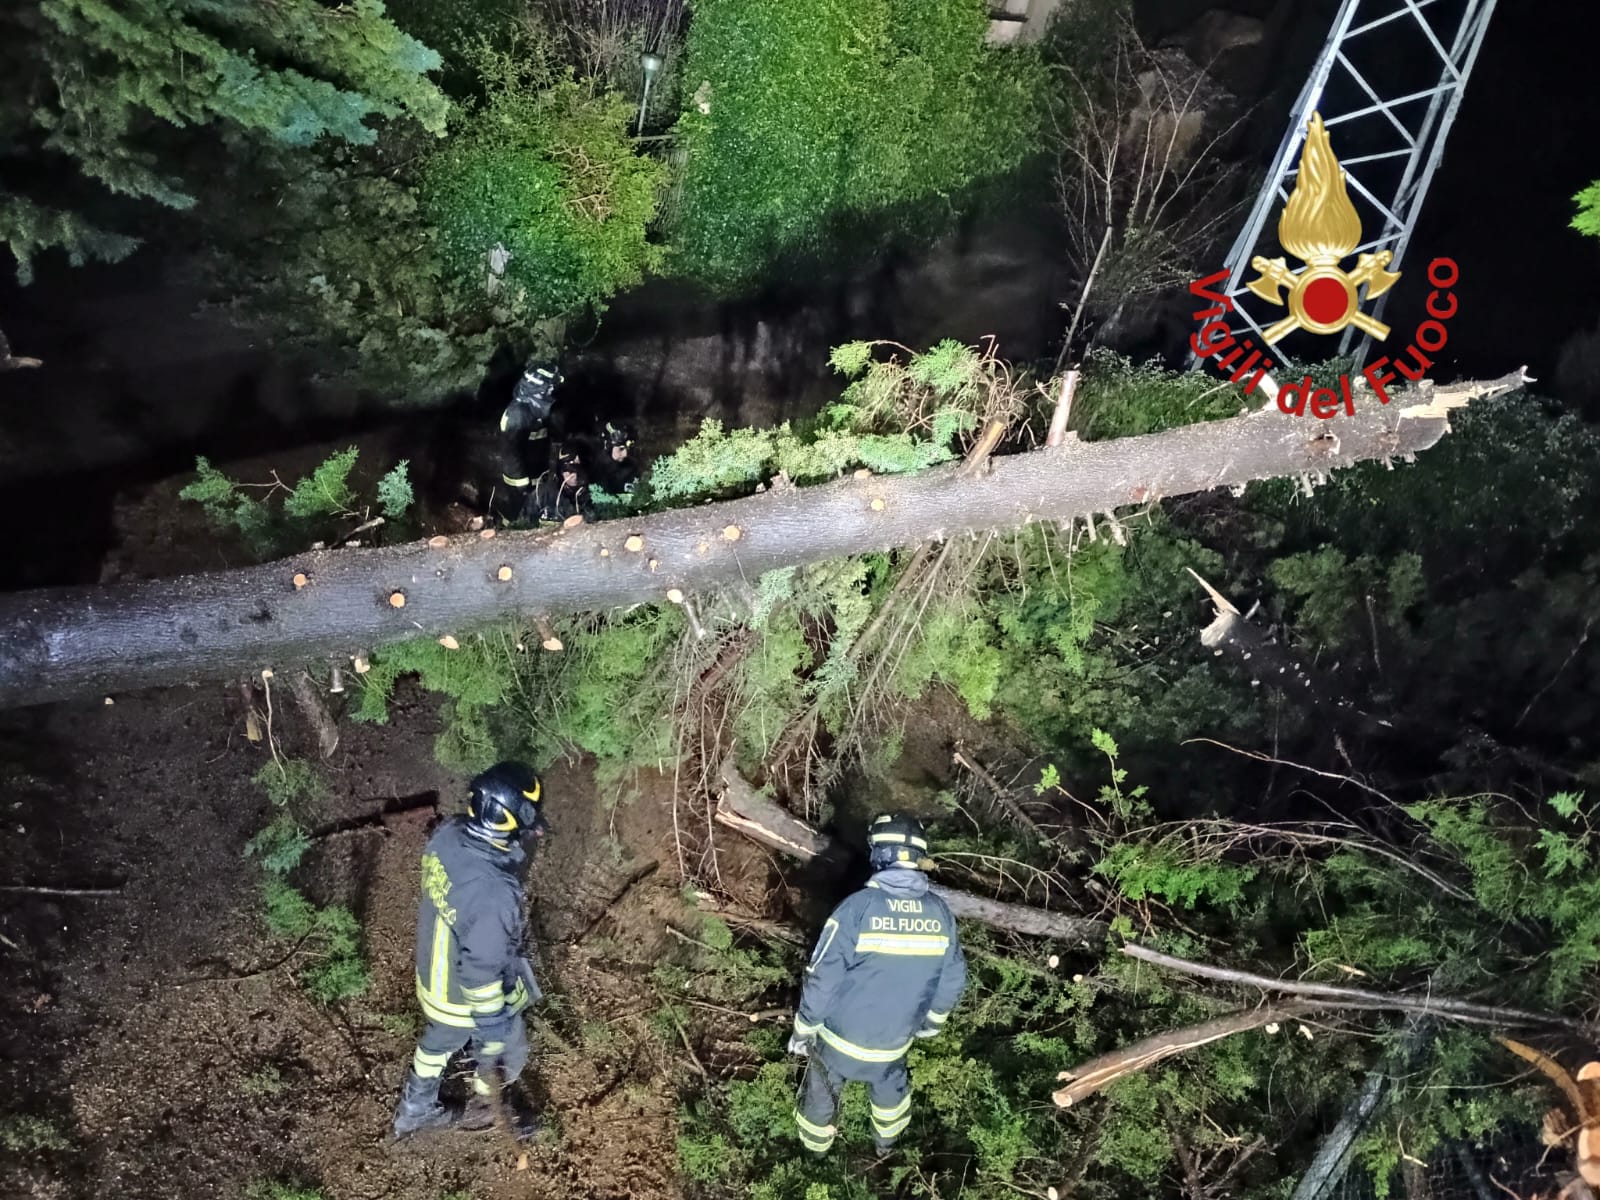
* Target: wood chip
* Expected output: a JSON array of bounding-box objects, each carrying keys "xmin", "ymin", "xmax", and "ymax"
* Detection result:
[
  {"xmin": 103, "ymin": 696, "xmax": 114, "ymax": 706},
  {"xmin": 438, "ymin": 635, "xmax": 459, "ymax": 650},
  {"xmin": 562, "ymin": 514, "xmax": 584, "ymax": 529},
  {"xmin": 353, "ymin": 655, "xmax": 370, "ymax": 675},
  {"xmin": 870, "ymin": 497, "xmax": 886, "ymax": 511},
  {"xmin": 479, "ymin": 528, "xmax": 496, "ymax": 540},
  {"xmin": 389, "ymin": 592, "xmax": 406, "ymax": 608},
  {"xmin": 292, "ymin": 572, "xmax": 309, "ymax": 590},
  {"xmin": 854, "ymin": 467, "xmax": 872, "ymax": 479},
  {"xmin": 625, "ymin": 535, "xmax": 644, "ymax": 552},
  {"xmin": 497, "ymin": 565, "xmax": 514, "ymax": 582},
  {"xmin": 542, "ymin": 637, "xmax": 564, "ymax": 652},
  {"xmin": 260, "ymin": 668, "xmax": 274, "ymax": 681},
  {"xmin": 467, "ymin": 515, "xmax": 485, "ymax": 531},
  {"xmin": 722, "ymin": 525, "xmax": 741, "ymax": 541},
  {"xmin": 666, "ymin": 589, "xmax": 685, "ymax": 604},
  {"xmin": 428, "ymin": 535, "xmax": 449, "ymax": 549},
  {"xmin": 599, "ymin": 548, "xmax": 610, "ymax": 557}
]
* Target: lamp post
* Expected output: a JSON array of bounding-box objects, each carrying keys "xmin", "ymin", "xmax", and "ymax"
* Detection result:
[{"xmin": 637, "ymin": 51, "xmax": 664, "ymax": 137}]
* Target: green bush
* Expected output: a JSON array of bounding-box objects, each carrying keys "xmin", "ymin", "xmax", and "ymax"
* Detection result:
[
  {"xmin": 423, "ymin": 40, "xmax": 665, "ymax": 321},
  {"xmin": 0, "ymin": 1115, "xmax": 70, "ymax": 1153},
  {"xmin": 670, "ymin": 0, "xmax": 1045, "ymax": 285}
]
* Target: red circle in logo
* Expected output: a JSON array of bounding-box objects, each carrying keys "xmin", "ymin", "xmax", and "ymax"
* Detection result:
[{"xmin": 1302, "ymin": 277, "xmax": 1350, "ymax": 326}]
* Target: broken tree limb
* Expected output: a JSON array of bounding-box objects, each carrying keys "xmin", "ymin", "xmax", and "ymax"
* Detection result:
[
  {"xmin": 1123, "ymin": 944, "xmax": 1593, "ymax": 1035},
  {"xmin": 952, "ymin": 743, "xmax": 1054, "ymax": 848},
  {"xmin": 289, "ymin": 669, "xmax": 339, "ymax": 759},
  {"xmin": 715, "ymin": 758, "xmax": 1107, "ymax": 944},
  {"xmin": 0, "ymin": 369, "xmax": 1527, "ymax": 708},
  {"xmin": 1053, "ymin": 1002, "xmax": 1307, "ymax": 1106}
]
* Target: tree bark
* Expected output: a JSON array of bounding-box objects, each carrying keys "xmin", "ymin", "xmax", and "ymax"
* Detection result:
[
  {"xmin": 714, "ymin": 757, "xmax": 1107, "ymax": 944},
  {"xmin": 0, "ymin": 370, "xmax": 1527, "ymax": 708},
  {"xmin": 1123, "ymin": 943, "xmax": 1592, "ymax": 1035},
  {"xmin": 1053, "ymin": 1003, "xmax": 1306, "ymax": 1107}
]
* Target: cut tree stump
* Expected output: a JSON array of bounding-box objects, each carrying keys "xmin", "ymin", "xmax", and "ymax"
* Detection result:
[
  {"xmin": 0, "ymin": 369, "xmax": 1526, "ymax": 708},
  {"xmin": 715, "ymin": 758, "xmax": 1106, "ymax": 945}
]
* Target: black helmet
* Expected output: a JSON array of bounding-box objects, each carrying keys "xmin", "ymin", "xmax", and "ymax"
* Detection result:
[
  {"xmin": 513, "ymin": 361, "xmax": 562, "ymax": 411},
  {"xmin": 465, "ymin": 761, "xmax": 548, "ymax": 844},
  {"xmin": 601, "ymin": 421, "xmax": 635, "ymax": 452},
  {"xmin": 867, "ymin": 812, "xmax": 931, "ymax": 871}
]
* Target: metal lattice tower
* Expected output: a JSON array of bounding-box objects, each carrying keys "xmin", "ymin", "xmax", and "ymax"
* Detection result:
[{"xmin": 1206, "ymin": 0, "xmax": 1500, "ymax": 370}]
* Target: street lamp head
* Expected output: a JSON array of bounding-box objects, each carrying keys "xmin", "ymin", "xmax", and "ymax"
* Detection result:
[{"xmin": 640, "ymin": 51, "xmax": 665, "ymax": 79}]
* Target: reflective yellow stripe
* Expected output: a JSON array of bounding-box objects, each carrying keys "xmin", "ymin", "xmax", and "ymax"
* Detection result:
[
  {"xmin": 874, "ymin": 1114, "xmax": 911, "ymax": 1139},
  {"xmin": 854, "ymin": 934, "xmax": 948, "ymax": 956},
  {"xmin": 417, "ymin": 987, "xmax": 475, "ymax": 1028},
  {"xmin": 793, "ymin": 1017, "xmax": 822, "ymax": 1036},
  {"xmin": 462, "ymin": 981, "xmax": 502, "ymax": 999},
  {"xmin": 798, "ymin": 1130, "xmax": 833, "ymax": 1152},
  {"xmin": 430, "ymin": 916, "xmax": 450, "ymax": 997},
  {"xmin": 412, "ymin": 1047, "xmax": 451, "ymax": 1077},
  {"xmin": 871, "ymin": 1095, "xmax": 912, "ymax": 1122},
  {"xmin": 499, "ymin": 413, "xmax": 510, "ymax": 432},
  {"xmin": 503, "ymin": 474, "xmax": 530, "ymax": 487},
  {"xmin": 472, "ymin": 1075, "xmax": 492, "ymax": 1096},
  {"xmin": 817, "ymin": 1027, "xmax": 911, "ymax": 1063},
  {"xmin": 794, "ymin": 1111, "xmax": 835, "ymax": 1139},
  {"xmin": 925, "ymin": 1009, "xmax": 949, "ymax": 1024}
]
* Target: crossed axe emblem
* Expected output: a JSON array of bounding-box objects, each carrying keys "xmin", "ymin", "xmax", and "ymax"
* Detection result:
[{"xmin": 1246, "ymin": 250, "xmax": 1401, "ymax": 344}]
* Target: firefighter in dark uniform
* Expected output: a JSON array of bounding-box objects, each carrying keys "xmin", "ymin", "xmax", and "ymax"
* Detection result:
[
  {"xmin": 528, "ymin": 448, "xmax": 594, "ymax": 526},
  {"xmin": 789, "ymin": 813, "xmax": 967, "ymax": 1154},
  {"xmin": 495, "ymin": 360, "xmax": 563, "ymax": 523},
  {"xmin": 588, "ymin": 421, "xmax": 639, "ymax": 500},
  {"xmin": 392, "ymin": 762, "xmax": 550, "ymax": 1140}
]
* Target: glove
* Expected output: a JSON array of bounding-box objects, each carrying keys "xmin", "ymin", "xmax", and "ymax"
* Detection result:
[
  {"xmin": 787, "ymin": 1031, "xmax": 813, "ymax": 1057},
  {"xmin": 516, "ymin": 956, "xmax": 544, "ymax": 1005}
]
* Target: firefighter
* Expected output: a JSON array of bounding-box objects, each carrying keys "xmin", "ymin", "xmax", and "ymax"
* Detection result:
[
  {"xmin": 789, "ymin": 813, "xmax": 967, "ymax": 1155},
  {"xmin": 588, "ymin": 420, "xmax": 639, "ymax": 499},
  {"xmin": 494, "ymin": 359, "xmax": 563, "ymax": 523},
  {"xmin": 392, "ymin": 762, "xmax": 550, "ymax": 1140},
  {"xmin": 527, "ymin": 448, "xmax": 593, "ymax": 526}
]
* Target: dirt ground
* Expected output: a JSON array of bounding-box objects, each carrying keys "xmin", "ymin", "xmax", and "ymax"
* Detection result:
[{"xmin": 0, "ymin": 665, "xmax": 753, "ymax": 1199}]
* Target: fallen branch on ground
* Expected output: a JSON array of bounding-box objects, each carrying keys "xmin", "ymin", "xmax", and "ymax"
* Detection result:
[
  {"xmin": 715, "ymin": 757, "xmax": 1107, "ymax": 944},
  {"xmin": 1053, "ymin": 1002, "xmax": 1307, "ymax": 1106},
  {"xmin": 1123, "ymin": 944, "xmax": 1592, "ymax": 1035}
]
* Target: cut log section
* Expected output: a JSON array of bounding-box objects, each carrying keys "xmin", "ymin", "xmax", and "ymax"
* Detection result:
[
  {"xmin": 715, "ymin": 758, "xmax": 1106, "ymax": 945},
  {"xmin": 0, "ymin": 370, "xmax": 1526, "ymax": 708}
]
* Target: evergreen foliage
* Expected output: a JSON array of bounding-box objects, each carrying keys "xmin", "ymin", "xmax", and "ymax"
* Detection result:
[
  {"xmin": 2, "ymin": 0, "xmax": 447, "ymax": 281},
  {"xmin": 422, "ymin": 40, "xmax": 666, "ymax": 322},
  {"xmin": 178, "ymin": 449, "xmax": 412, "ymax": 558},
  {"xmin": 669, "ymin": 0, "xmax": 1046, "ymax": 285}
]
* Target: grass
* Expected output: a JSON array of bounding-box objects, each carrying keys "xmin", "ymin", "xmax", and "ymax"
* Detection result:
[
  {"xmin": 245, "ymin": 1181, "xmax": 327, "ymax": 1200},
  {"xmin": 0, "ymin": 1115, "xmax": 70, "ymax": 1152},
  {"xmin": 240, "ymin": 1064, "xmax": 288, "ymax": 1098}
]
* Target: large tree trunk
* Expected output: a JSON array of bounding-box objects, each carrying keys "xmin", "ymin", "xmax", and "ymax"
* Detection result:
[
  {"xmin": 0, "ymin": 370, "xmax": 1525, "ymax": 708},
  {"xmin": 715, "ymin": 757, "xmax": 1107, "ymax": 945}
]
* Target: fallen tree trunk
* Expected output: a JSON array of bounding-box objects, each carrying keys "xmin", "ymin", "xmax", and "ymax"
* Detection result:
[
  {"xmin": 715, "ymin": 758, "xmax": 1107, "ymax": 944},
  {"xmin": 0, "ymin": 370, "xmax": 1527, "ymax": 708}
]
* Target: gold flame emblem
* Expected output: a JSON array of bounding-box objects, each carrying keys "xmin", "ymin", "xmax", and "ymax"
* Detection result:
[{"xmin": 1246, "ymin": 113, "xmax": 1401, "ymax": 344}]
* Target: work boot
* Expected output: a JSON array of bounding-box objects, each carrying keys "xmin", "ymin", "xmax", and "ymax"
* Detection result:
[
  {"xmin": 461, "ymin": 1089, "xmax": 542, "ymax": 1140},
  {"xmin": 392, "ymin": 1070, "xmax": 459, "ymax": 1139}
]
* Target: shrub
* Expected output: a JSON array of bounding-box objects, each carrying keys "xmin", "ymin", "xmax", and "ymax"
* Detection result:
[
  {"xmin": 423, "ymin": 40, "xmax": 665, "ymax": 321},
  {"xmin": 669, "ymin": 0, "xmax": 1045, "ymax": 285}
]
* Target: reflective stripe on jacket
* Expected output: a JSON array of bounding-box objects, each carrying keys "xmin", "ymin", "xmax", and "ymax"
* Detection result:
[
  {"xmin": 414, "ymin": 817, "xmax": 532, "ymax": 1029},
  {"xmin": 794, "ymin": 868, "xmax": 967, "ymax": 1061}
]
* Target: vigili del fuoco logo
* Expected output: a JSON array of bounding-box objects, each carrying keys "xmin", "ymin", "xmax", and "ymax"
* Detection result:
[{"xmin": 1189, "ymin": 113, "xmax": 1461, "ymax": 418}]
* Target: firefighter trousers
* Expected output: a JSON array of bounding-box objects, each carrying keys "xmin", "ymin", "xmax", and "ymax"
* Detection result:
[
  {"xmin": 409, "ymin": 1015, "xmax": 529, "ymax": 1097},
  {"xmin": 794, "ymin": 1043, "xmax": 911, "ymax": 1153}
]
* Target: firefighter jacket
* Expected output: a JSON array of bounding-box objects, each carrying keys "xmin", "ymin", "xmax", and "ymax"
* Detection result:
[
  {"xmin": 794, "ymin": 867, "xmax": 967, "ymax": 1063},
  {"xmin": 530, "ymin": 471, "xmax": 592, "ymax": 525},
  {"xmin": 414, "ymin": 817, "xmax": 534, "ymax": 1033}
]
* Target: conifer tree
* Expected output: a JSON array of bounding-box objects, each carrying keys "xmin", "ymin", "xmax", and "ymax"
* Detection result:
[{"xmin": 0, "ymin": 0, "xmax": 447, "ymax": 282}]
